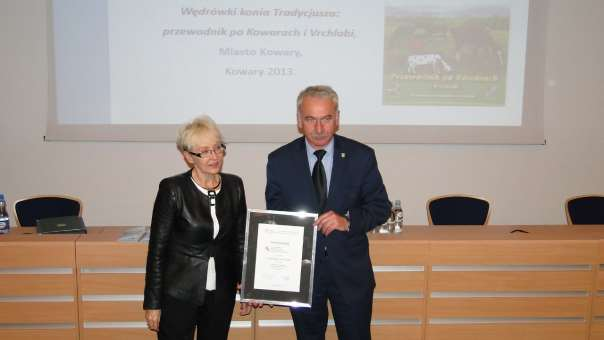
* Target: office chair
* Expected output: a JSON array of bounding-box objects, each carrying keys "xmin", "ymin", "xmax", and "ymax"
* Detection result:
[
  {"xmin": 427, "ymin": 194, "xmax": 490, "ymax": 225},
  {"xmin": 13, "ymin": 195, "xmax": 82, "ymax": 227},
  {"xmin": 565, "ymin": 195, "xmax": 604, "ymax": 225}
]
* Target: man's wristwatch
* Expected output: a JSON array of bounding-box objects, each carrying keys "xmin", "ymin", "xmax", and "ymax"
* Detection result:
[{"xmin": 344, "ymin": 211, "xmax": 351, "ymax": 231}]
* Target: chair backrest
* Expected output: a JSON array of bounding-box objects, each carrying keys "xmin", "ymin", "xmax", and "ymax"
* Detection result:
[
  {"xmin": 427, "ymin": 194, "xmax": 490, "ymax": 225},
  {"xmin": 13, "ymin": 195, "xmax": 82, "ymax": 227},
  {"xmin": 566, "ymin": 195, "xmax": 604, "ymax": 225}
]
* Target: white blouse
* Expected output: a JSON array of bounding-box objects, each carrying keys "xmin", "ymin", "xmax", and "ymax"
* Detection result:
[{"xmin": 191, "ymin": 178, "xmax": 221, "ymax": 291}]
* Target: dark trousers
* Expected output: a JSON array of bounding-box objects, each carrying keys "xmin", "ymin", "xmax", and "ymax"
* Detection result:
[
  {"xmin": 290, "ymin": 258, "xmax": 373, "ymax": 340},
  {"xmin": 158, "ymin": 290, "xmax": 235, "ymax": 340}
]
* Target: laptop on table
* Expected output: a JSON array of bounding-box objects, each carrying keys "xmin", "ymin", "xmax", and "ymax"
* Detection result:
[{"xmin": 36, "ymin": 216, "xmax": 87, "ymax": 234}]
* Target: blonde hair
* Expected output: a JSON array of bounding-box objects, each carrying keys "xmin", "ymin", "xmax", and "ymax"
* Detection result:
[{"xmin": 176, "ymin": 115, "xmax": 224, "ymax": 152}]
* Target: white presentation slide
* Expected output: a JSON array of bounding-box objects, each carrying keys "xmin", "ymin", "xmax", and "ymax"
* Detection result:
[{"xmin": 52, "ymin": 0, "xmax": 529, "ymax": 126}]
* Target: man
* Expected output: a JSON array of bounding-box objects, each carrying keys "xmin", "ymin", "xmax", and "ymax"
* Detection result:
[{"xmin": 265, "ymin": 85, "xmax": 391, "ymax": 340}]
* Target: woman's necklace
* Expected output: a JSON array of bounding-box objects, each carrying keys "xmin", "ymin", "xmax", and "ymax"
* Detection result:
[{"xmin": 192, "ymin": 173, "xmax": 221, "ymax": 191}]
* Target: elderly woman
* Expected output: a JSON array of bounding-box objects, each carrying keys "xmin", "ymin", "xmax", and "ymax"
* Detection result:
[{"xmin": 144, "ymin": 116, "xmax": 250, "ymax": 340}]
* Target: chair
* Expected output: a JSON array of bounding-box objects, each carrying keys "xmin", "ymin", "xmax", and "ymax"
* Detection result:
[
  {"xmin": 13, "ymin": 195, "xmax": 82, "ymax": 227},
  {"xmin": 565, "ymin": 195, "xmax": 604, "ymax": 225},
  {"xmin": 427, "ymin": 194, "xmax": 490, "ymax": 225}
]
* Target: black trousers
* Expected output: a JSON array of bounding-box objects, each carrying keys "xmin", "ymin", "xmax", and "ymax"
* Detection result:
[
  {"xmin": 158, "ymin": 290, "xmax": 236, "ymax": 340},
  {"xmin": 290, "ymin": 257, "xmax": 373, "ymax": 340}
]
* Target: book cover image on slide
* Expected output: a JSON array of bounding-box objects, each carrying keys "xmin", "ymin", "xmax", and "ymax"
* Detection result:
[{"xmin": 382, "ymin": 4, "xmax": 510, "ymax": 107}]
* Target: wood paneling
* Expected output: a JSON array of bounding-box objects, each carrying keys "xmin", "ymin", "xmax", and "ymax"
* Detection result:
[
  {"xmin": 7, "ymin": 226, "xmax": 604, "ymax": 340},
  {"xmin": 430, "ymin": 271, "xmax": 593, "ymax": 291},
  {"xmin": 596, "ymin": 270, "xmax": 604, "ymax": 289},
  {"xmin": 370, "ymin": 241, "xmax": 429, "ymax": 265},
  {"xmin": 255, "ymin": 326, "xmax": 297, "ymax": 340},
  {"xmin": 0, "ymin": 233, "xmax": 78, "ymax": 340},
  {"xmin": 0, "ymin": 274, "xmax": 75, "ymax": 295},
  {"xmin": 429, "ymin": 241, "xmax": 598, "ymax": 265},
  {"xmin": 375, "ymin": 271, "xmax": 425, "ymax": 292},
  {"xmin": 255, "ymin": 324, "xmax": 419, "ymax": 340},
  {"xmin": 79, "ymin": 273, "xmax": 145, "ymax": 294},
  {"xmin": 81, "ymin": 327, "xmax": 252, "ymax": 340},
  {"xmin": 76, "ymin": 232, "xmax": 251, "ymax": 340},
  {"xmin": 80, "ymin": 300, "xmax": 250, "ymax": 322},
  {"xmin": 371, "ymin": 325, "xmax": 422, "ymax": 340},
  {"xmin": 0, "ymin": 301, "xmax": 76, "ymax": 323},
  {"xmin": 373, "ymin": 298, "xmax": 424, "ymax": 319},
  {"xmin": 256, "ymin": 306, "xmax": 293, "ymax": 320},
  {"xmin": 426, "ymin": 323, "xmax": 587, "ymax": 340},
  {"xmin": 81, "ymin": 301, "xmax": 144, "ymax": 321},
  {"xmin": 0, "ymin": 329, "xmax": 78, "ymax": 340},
  {"xmin": 591, "ymin": 296, "xmax": 604, "ymax": 316},
  {"xmin": 0, "ymin": 241, "xmax": 76, "ymax": 267},
  {"xmin": 590, "ymin": 321, "xmax": 604, "ymax": 340},
  {"xmin": 428, "ymin": 297, "xmax": 589, "ymax": 318},
  {"xmin": 77, "ymin": 243, "xmax": 147, "ymax": 267},
  {"xmin": 80, "ymin": 328, "xmax": 155, "ymax": 340}
]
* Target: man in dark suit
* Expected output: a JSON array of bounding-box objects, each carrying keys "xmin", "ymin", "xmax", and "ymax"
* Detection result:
[{"xmin": 265, "ymin": 85, "xmax": 391, "ymax": 340}]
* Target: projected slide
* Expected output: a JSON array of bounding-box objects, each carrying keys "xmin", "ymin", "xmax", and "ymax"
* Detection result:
[
  {"xmin": 52, "ymin": 0, "xmax": 528, "ymax": 128},
  {"xmin": 383, "ymin": 4, "xmax": 509, "ymax": 107}
]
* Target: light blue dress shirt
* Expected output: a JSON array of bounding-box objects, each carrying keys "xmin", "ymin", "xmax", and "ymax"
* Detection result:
[{"xmin": 305, "ymin": 138, "xmax": 334, "ymax": 195}]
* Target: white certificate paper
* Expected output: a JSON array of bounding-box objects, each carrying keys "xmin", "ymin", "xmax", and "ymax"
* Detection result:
[{"xmin": 253, "ymin": 223, "xmax": 304, "ymax": 292}]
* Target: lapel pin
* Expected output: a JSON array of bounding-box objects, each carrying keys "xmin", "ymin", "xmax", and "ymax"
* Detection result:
[{"xmin": 340, "ymin": 152, "xmax": 346, "ymax": 158}]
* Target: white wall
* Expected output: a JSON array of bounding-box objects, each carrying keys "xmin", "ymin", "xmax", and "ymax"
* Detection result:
[{"xmin": 1, "ymin": 0, "xmax": 603, "ymax": 227}]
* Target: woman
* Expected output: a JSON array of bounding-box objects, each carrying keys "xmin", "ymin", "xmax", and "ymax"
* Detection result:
[{"xmin": 144, "ymin": 116, "xmax": 251, "ymax": 340}]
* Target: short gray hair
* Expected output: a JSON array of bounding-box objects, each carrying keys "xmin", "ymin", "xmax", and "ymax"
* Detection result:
[
  {"xmin": 176, "ymin": 115, "xmax": 223, "ymax": 152},
  {"xmin": 296, "ymin": 85, "xmax": 339, "ymax": 115}
]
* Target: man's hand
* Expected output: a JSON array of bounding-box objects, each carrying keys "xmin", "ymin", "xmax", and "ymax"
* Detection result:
[
  {"xmin": 145, "ymin": 309, "xmax": 161, "ymax": 332},
  {"xmin": 315, "ymin": 211, "xmax": 350, "ymax": 236}
]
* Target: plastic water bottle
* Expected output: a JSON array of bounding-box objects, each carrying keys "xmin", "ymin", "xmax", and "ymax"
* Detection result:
[
  {"xmin": 392, "ymin": 199, "xmax": 403, "ymax": 233},
  {"xmin": 378, "ymin": 220, "xmax": 391, "ymax": 234},
  {"xmin": 0, "ymin": 194, "xmax": 9, "ymax": 234},
  {"xmin": 379, "ymin": 201, "xmax": 395, "ymax": 234}
]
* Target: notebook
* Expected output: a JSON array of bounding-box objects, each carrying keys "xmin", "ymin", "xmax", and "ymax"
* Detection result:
[{"xmin": 36, "ymin": 215, "xmax": 87, "ymax": 234}]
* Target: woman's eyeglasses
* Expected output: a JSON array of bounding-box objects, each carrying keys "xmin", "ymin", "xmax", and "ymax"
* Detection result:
[{"xmin": 188, "ymin": 144, "xmax": 226, "ymax": 159}]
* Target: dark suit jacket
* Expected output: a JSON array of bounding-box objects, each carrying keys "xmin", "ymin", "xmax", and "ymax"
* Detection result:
[
  {"xmin": 144, "ymin": 170, "xmax": 247, "ymax": 310},
  {"xmin": 265, "ymin": 135, "xmax": 391, "ymax": 302}
]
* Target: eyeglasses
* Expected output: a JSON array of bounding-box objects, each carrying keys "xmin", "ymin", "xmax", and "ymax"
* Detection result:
[{"xmin": 188, "ymin": 144, "xmax": 226, "ymax": 159}]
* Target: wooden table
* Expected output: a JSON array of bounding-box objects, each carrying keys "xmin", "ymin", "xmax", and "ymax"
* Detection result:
[
  {"xmin": 3, "ymin": 225, "xmax": 604, "ymax": 340},
  {"xmin": 0, "ymin": 228, "xmax": 79, "ymax": 340},
  {"xmin": 75, "ymin": 227, "xmax": 253, "ymax": 340}
]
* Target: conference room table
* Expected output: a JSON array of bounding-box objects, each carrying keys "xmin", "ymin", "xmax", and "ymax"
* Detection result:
[{"xmin": 3, "ymin": 225, "xmax": 604, "ymax": 340}]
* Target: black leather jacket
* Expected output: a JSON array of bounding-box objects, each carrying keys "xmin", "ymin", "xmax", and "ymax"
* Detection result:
[{"xmin": 143, "ymin": 170, "xmax": 247, "ymax": 309}]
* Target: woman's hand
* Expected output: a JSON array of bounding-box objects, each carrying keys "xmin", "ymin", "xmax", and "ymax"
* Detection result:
[
  {"xmin": 237, "ymin": 283, "xmax": 251, "ymax": 316},
  {"xmin": 237, "ymin": 282, "xmax": 273, "ymax": 315},
  {"xmin": 239, "ymin": 301, "xmax": 271, "ymax": 315},
  {"xmin": 145, "ymin": 309, "xmax": 161, "ymax": 332},
  {"xmin": 239, "ymin": 302, "xmax": 252, "ymax": 316}
]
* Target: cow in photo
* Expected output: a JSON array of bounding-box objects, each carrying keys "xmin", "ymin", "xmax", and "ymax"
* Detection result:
[{"xmin": 407, "ymin": 54, "xmax": 452, "ymax": 74}]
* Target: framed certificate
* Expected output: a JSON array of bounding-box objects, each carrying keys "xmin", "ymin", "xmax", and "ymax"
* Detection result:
[{"xmin": 240, "ymin": 209, "xmax": 318, "ymax": 307}]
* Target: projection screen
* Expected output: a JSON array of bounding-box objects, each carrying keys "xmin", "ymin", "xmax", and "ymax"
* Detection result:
[{"xmin": 46, "ymin": 0, "xmax": 547, "ymax": 144}]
